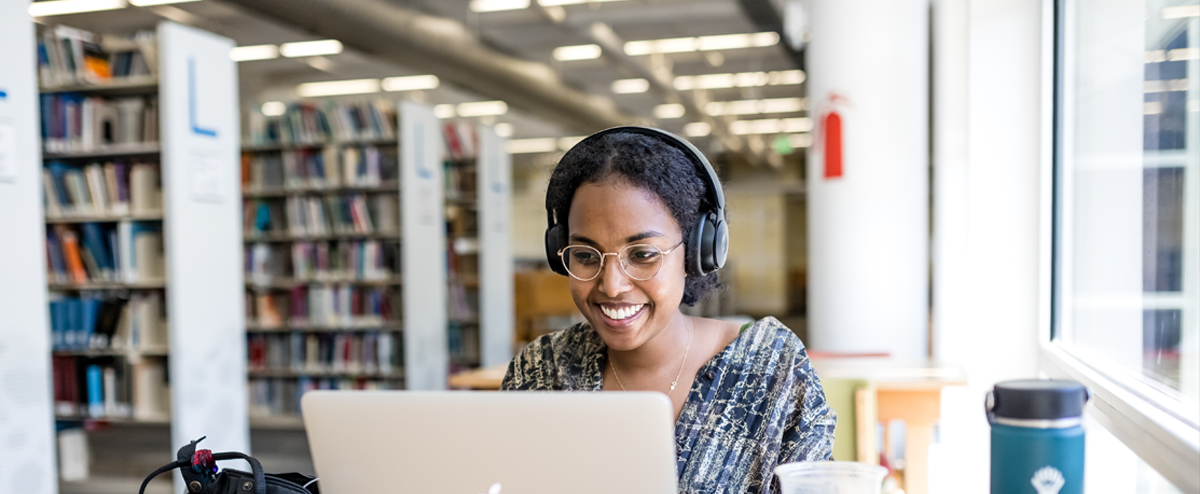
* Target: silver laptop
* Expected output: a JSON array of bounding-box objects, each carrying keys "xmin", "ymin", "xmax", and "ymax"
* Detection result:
[{"xmin": 301, "ymin": 391, "xmax": 678, "ymax": 494}]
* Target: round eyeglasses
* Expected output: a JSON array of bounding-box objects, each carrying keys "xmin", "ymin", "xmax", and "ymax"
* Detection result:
[{"xmin": 557, "ymin": 240, "xmax": 685, "ymax": 282}]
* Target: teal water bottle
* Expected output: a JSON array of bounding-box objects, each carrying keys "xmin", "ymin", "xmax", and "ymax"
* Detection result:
[{"xmin": 987, "ymin": 380, "xmax": 1089, "ymax": 494}]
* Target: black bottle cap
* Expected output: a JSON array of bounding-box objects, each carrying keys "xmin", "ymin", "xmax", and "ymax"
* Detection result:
[{"xmin": 990, "ymin": 379, "xmax": 1089, "ymax": 420}]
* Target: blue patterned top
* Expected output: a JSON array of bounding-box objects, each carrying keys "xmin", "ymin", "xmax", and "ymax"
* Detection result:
[{"xmin": 501, "ymin": 316, "xmax": 837, "ymax": 494}]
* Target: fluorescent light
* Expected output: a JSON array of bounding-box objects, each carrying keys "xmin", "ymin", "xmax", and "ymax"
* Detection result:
[
  {"xmin": 654, "ymin": 104, "xmax": 686, "ymax": 119},
  {"xmin": 1145, "ymin": 50, "xmax": 1167, "ymax": 63},
  {"xmin": 674, "ymin": 70, "xmax": 805, "ymax": 91},
  {"xmin": 296, "ymin": 79, "xmax": 380, "ymax": 97},
  {"xmin": 261, "ymin": 102, "xmax": 287, "ymax": 117},
  {"xmin": 382, "ymin": 75, "xmax": 439, "ymax": 91},
  {"xmin": 729, "ymin": 117, "xmax": 813, "ymax": 135},
  {"xmin": 493, "ymin": 123, "xmax": 514, "ymax": 137},
  {"xmin": 1144, "ymin": 101, "xmax": 1164, "ymax": 115},
  {"xmin": 684, "ymin": 122, "xmax": 712, "ymax": 137},
  {"xmin": 434, "ymin": 104, "xmax": 456, "ymax": 119},
  {"xmin": 506, "ymin": 138, "xmax": 558, "ymax": 154},
  {"xmin": 129, "ymin": 0, "xmax": 199, "ymax": 5},
  {"xmin": 457, "ymin": 101, "xmax": 508, "ymax": 117},
  {"xmin": 789, "ymin": 133, "xmax": 813, "ymax": 148},
  {"xmin": 1162, "ymin": 5, "xmax": 1199, "ymax": 18},
  {"xmin": 28, "ymin": 0, "xmax": 125, "ymax": 17},
  {"xmin": 539, "ymin": 0, "xmax": 630, "ymax": 5},
  {"xmin": 553, "ymin": 44, "xmax": 602, "ymax": 61},
  {"xmin": 611, "ymin": 78, "xmax": 650, "ymax": 94},
  {"xmin": 706, "ymin": 97, "xmax": 805, "ymax": 116},
  {"xmin": 280, "ymin": 39, "xmax": 343, "ymax": 58},
  {"xmin": 558, "ymin": 136, "xmax": 585, "ymax": 150},
  {"xmin": 1168, "ymin": 48, "xmax": 1199, "ymax": 61},
  {"xmin": 625, "ymin": 32, "xmax": 778, "ymax": 56},
  {"xmin": 470, "ymin": 0, "xmax": 529, "ymax": 12},
  {"xmin": 1144, "ymin": 79, "xmax": 1191, "ymax": 93},
  {"xmin": 230, "ymin": 45, "xmax": 279, "ymax": 62},
  {"xmin": 768, "ymin": 70, "xmax": 806, "ymax": 85}
]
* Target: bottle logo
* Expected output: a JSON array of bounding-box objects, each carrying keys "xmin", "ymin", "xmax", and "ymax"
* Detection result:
[{"xmin": 1031, "ymin": 466, "xmax": 1065, "ymax": 494}]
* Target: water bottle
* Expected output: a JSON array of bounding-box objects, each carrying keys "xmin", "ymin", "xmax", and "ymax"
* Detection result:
[{"xmin": 987, "ymin": 379, "xmax": 1089, "ymax": 494}]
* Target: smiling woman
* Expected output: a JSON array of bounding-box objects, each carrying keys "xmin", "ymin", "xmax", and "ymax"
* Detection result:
[{"xmin": 501, "ymin": 127, "xmax": 836, "ymax": 494}]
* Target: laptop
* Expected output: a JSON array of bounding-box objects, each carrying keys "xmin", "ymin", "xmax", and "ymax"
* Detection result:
[{"xmin": 301, "ymin": 391, "xmax": 679, "ymax": 494}]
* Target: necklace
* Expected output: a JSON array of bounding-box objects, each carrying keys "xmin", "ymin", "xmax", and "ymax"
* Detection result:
[{"xmin": 609, "ymin": 318, "xmax": 694, "ymax": 395}]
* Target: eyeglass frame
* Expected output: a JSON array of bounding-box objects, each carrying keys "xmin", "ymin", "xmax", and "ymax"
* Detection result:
[{"xmin": 556, "ymin": 240, "xmax": 686, "ymax": 282}]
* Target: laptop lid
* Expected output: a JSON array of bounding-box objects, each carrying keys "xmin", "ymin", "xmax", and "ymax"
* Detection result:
[{"xmin": 301, "ymin": 391, "xmax": 678, "ymax": 494}]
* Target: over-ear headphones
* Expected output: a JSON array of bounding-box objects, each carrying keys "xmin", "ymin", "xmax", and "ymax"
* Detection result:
[{"xmin": 544, "ymin": 126, "xmax": 728, "ymax": 278}]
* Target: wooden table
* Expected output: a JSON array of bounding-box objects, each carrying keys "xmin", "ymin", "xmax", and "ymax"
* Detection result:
[
  {"xmin": 811, "ymin": 358, "xmax": 967, "ymax": 494},
  {"xmin": 448, "ymin": 364, "xmax": 507, "ymax": 390}
]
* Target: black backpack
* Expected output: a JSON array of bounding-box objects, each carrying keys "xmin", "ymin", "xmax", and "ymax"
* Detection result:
[{"xmin": 139, "ymin": 436, "xmax": 319, "ymax": 494}]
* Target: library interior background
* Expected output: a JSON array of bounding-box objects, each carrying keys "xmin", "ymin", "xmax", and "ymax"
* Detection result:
[{"xmin": 0, "ymin": 0, "xmax": 1197, "ymax": 493}]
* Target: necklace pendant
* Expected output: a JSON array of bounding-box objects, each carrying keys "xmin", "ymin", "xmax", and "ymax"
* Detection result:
[{"xmin": 670, "ymin": 382, "xmax": 677, "ymax": 391}]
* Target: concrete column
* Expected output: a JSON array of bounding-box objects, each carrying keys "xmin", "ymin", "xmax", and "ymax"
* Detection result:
[{"xmin": 806, "ymin": 0, "xmax": 930, "ymax": 359}]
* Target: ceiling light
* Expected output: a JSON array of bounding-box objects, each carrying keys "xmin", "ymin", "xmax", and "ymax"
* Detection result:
[
  {"xmin": 684, "ymin": 122, "xmax": 712, "ymax": 137},
  {"xmin": 789, "ymin": 133, "xmax": 813, "ymax": 148},
  {"xmin": 230, "ymin": 45, "xmax": 279, "ymax": 62},
  {"xmin": 1144, "ymin": 101, "xmax": 1164, "ymax": 115},
  {"xmin": 28, "ymin": 0, "xmax": 125, "ymax": 17},
  {"xmin": 654, "ymin": 104, "xmax": 686, "ymax": 119},
  {"xmin": 558, "ymin": 136, "xmax": 585, "ymax": 150},
  {"xmin": 729, "ymin": 117, "xmax": 813, "ymax": 135},
  {"xmin": 675, "ymin": 70, "xmax": 805, "ymax": 91},
  {"xmin": 539, "ymin": 0, "xmax": 630, "ymax": 5},
  {"xmin": 1145, "ymin": 50, "xmax": 1167, "ymax": 63},
  {"xmin": 768, "ymin": 70, "xmax": 806, "ymax": 85},
  {"xmin": 782, "ymin": 117, "xmax": 813, "ymax": 132},
  {"xmin": 1162, "ymin": 5, "xmax": 1199, "ymax": 18},
  {"xmin": 382, "ymin": 75, "xmax": 439, "ymax": 91},
  {"xmin": 493, "ymin": 123, "xmax": 514, "ymax": 137},
  {"xmin": 457, "ymin": 101, "xmax": 508, "ymax": 117},
  {"xmin": 1144, "ymin": 79, "xmax": 1191, "ymax": 93},
  {"xmin": 625, "ymin": 31, "xmax": 779, "ymax": 56},
  {"xmin": 129, "ymin": 0, "xmax": 199, "ymax": 5},
  {"xmin": 506, "ymin": 138, "xmax": 558, "ymax": 154},
  {"xmin": 296, "ymin": 79, "xmax": 380, "ymax": 97},
  {"xmin": 553, "ymin": 44, "xmax": 602, "ymax": 61},
  {"xmin": 1168, "ymin": 48, "xmax": 1199, "ymax": 61},
  {"xmin": 470, "ymin": 0, "xmax": 529, "ymax": 12},
  {"xmin": 707, "ymin": 97, "xmax": 806, "ymax": 116},
  {"xmin": 434, "ymin": 104, "xmax": 457, "ymax": 119},
  {"xmin": 261, "ymin": 101, "xmax": 287, "ymax": 117},
  {"xmin": 611, "ymin": 78, "xmax": 650, "ymax": 94},
  {"xmin": 280, "ymin": 39, "xmax": 343, "ymax": 58}
]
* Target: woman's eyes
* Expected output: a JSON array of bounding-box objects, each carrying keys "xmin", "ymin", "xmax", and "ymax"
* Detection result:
[
  {"xmin": 572, "ymin": 251, "xmax": 600, "ymax": 264},
  {"xmin": 629, "ymin": 249, "xmax": 661, "ymax": 262}
]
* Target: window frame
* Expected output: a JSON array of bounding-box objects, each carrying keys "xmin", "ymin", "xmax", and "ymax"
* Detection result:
[{"xmin": 1039, "ymin": 0, "xmax": 1200, "ymax": 491}]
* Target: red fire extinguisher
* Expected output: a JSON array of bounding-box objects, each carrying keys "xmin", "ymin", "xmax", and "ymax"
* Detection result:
[{"xmin": 819, "ymin": 94, "xmax": 848, "ymax": 179}]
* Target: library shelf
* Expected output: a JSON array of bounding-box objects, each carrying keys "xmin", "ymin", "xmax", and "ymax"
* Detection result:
[
  {"xmin": 248, "ymin": 415, "xmax": 305, "ymax": 430},
  {"xmin": 241, "ymin": 138, "xmax": 398, "ymax": 152},
  {"xmin": 247, "ymin": 370, "xmax": 404, "ymax": 379},
  {"xmin": 43, "ymin": 143, "xmax": 161, "ymax": 160},
  {"xmin": 39, "ymin": 75, "xmax": 159, "ymax": 96},
  {"xmin": 241, "ymin": 181, "xmax": 400, "ymax": 198},
  {"xmin": 245, "ymin": 277, "xmax": 403, "ymax": 289},
  {"xmin": 49, "ymin": 280, "xmax": 167, "ymax": 291},
  {"xmin": 243, "ymin": 232, "xmax": 401, "ymax": 242},
  {"xmin": 246, "ymin": 321, "xmax": 403, "ymax": 333},
  {"xmin": 52, "ymin": 347, "xmax": 170, "ymax": 357},
  {"xmin": 54, "ymin": 415, "xmax": 171, "ymax": 426},
  {"xmin": 45, "ymin": 211, "xmax": 164, "ymax": 224}
]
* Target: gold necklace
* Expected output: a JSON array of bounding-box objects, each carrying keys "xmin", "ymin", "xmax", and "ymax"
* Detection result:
[{"xmin": 609, "ymin": 319, "xmax": 694, "ymax": 395}]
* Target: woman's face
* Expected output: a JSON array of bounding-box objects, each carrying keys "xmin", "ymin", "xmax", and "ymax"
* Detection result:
[{"xmin": 566, "ymin": 178, "xmax": 687, "ymax": 351}]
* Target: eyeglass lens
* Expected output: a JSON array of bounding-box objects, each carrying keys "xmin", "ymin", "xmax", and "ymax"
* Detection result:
[{"xmin": 561, "ymin": 244, "xmax": 666, "ymax": 281}]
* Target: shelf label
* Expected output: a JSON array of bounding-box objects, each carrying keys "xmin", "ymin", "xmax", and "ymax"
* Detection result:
[
  {"xmin": 0, "ymin": 121, "xmax": 17, "ymax": 183},
  {"xmin": 190, "ymin": 151, "xmax": 223, "ymax": 203}
]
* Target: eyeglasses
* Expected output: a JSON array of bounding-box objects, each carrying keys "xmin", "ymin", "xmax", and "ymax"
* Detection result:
[{"xmin": 557, "ymin": 240, "xmax": 685, "ymax": 282}]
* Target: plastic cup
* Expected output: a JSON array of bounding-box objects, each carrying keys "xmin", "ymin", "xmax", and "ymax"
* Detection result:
[{"xmin": 774, "ymin": 461, "xmax": 887, "ymax": 494}]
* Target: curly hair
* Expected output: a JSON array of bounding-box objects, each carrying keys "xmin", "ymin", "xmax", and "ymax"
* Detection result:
[{"xmin": 546, "ymin": 131, "xmax": 722, "ymax": 306}]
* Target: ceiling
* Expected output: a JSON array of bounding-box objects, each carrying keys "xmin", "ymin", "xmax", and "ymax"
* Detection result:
[{"xmin": 30, "ymin": 0, "xmax": 809, "ymax": 164}]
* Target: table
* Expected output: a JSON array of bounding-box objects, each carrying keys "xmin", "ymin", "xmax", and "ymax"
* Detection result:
[{"xmin": 448, "ymin": 364, "xmax": 507, "ymax": 390}]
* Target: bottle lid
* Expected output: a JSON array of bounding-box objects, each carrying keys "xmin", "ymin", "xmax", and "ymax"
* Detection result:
[{"xmin": 989, "ymin": 379, "xmax": 1089, "ymax": 420}]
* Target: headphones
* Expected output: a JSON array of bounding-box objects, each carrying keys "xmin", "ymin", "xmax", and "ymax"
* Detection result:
[{"xmin": 544, "ymin": 126, "xmax": 729, "ymax": 278}]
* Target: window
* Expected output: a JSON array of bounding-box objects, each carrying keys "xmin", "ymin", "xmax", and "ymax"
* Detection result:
[{"xmin": 1045, "ymin": 0, "xmax": 1199, "ymax": 491}]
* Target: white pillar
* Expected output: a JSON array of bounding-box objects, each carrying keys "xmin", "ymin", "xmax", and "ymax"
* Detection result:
[{"xmin": 806, "ymin": 0, "xmax": 930, "ymax": 359}]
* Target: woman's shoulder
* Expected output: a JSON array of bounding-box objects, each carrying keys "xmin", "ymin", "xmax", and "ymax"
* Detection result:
[
  {"xmin": 727, "ymin": 316, "xmax": 810, "ymax": 368},
  {"xmin": 503, "ymin": 322, "xmax": 601, "ymax": 390}
]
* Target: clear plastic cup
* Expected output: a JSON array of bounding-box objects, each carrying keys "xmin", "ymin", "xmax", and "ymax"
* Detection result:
[{"xmin": 774, "ymin": 461, "xmax": 888, "ymax": 494}]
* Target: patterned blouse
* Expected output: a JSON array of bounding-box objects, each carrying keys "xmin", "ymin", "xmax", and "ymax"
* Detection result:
[{"xmin": 501, "ymin": 316, "xmax": 837, "ymax": 494}]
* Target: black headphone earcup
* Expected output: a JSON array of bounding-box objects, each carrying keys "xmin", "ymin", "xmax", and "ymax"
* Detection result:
[
  {"xmin": 711, "ymin": 218, "xmax": 728, "ymax": 272},
  {"xmin": 544, "ymin": 224, "xmax": 568, "ymax": 276},
  {"xmin": 687, "ymin": 214, "xmax": 707, "ymax": 277}
]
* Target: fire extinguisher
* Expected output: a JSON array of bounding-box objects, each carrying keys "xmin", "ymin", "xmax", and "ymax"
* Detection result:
[{"xmin": 818, "ymin": 94, "xmax": 848, "ymax": 179}]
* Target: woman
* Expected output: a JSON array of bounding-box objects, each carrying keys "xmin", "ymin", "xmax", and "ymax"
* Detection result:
[{"xmin": 502, "ymin": 127, "xmax": 835, "ymax": 494}]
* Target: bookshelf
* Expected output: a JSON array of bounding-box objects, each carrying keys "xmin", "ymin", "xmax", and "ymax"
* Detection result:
[
  {"xmin": 0, "ymin": 2, "xmax": 57, "ymax": 493},
  {"xmin": 242, "ymin": 99, "xmax": 405, "ymax": 423},
  {"xmin": 35, "ymin": 20, "xmax": 246, "ymax": 491}
]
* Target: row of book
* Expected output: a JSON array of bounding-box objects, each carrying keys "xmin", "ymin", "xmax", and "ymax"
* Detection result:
[
  {"xmin": 249, "ymin": 377, "xmax": 395, "ymax": 418},
  {"xmin": 40, "ymin": 93, "xmax": 159, "ymax": 153},
  {"xmin": 243, "ymin": 195, "xmax": 399, "ymax": 238},
  {"xmin": 38, "ymin": 26, "xmax": 156, "ymax": 87},
  {"xmin": 247, "ymin": 287, "xmax": 399, "ymax": 328},
  {"xmin": 43, "ymin": 161, "xmax": 161, "ymax": 218},
  {"xmin": 443, "ymin": 122, "xmax": 479, "ymax": 161},
  {"xmin": 241, "ymin": 146, "xmax": 399, "ymax": 191},
  {"xmin": 246, "ymin": 240, "xmax": 399, "ymax": 283},
  {"xmin": 246, "ymin": 100, "xmax": 398, "ymax": 145},
  {"xmin": 52, "ymin": 357, "xmax": 169, "ymax": 421},
  {"xmin": 247, "ymin": 332, "xmax": 400, "ymax": 375},
  {"xmin": 49, "ymin": 292, "xmax": 166, "ymax": 351},
  {"xmin": 46, "ymin": 223, "xmax": 164, "ymax": 285},
  {"xmin": 443, "ymin": 159, "xmax": 478, "ymax": 201}
]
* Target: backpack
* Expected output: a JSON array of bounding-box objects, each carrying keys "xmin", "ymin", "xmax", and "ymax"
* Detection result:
[{"xmin": 139, "ymin": 436, "xmax": 319, "ymax": 494}]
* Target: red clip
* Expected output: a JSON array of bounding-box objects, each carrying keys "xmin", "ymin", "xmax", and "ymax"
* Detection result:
[{"xmin": 193, "ymin": 449, "xmax": 216, "ymax": 473}]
